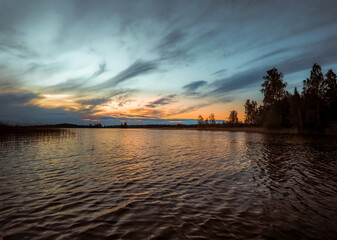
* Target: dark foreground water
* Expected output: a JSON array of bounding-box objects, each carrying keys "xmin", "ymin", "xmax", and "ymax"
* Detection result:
[{"xmin": 0, "ymin": 129, "xmax": 336, "ymax": 239}]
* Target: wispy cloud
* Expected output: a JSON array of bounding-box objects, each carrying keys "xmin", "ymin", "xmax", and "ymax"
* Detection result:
[
  {"xmin": 166, "ymin": 102, "xmax": 212, "ymax": 117},
  {"xmin": 155, "ymin": 29, "xmax": 191, "ymax": 62},
  {"xmin": 77, "ymin": 97, "xmax": 109, "ymax": 106},
  {"xmin": 90, "ymin": 60, "xmax": 159, "ymax": 90},
  {"xmin": 211, "ymin": 34, "xmax": 337, "ymax": 95},
  {"xmin": 145, "ymin": 94, "xmax": 176, "ymax": 108},
  {"xmin": 182, "ymin": 80, "xmax": 207, "ymax": 94},
  {"xmin": 45, "ymin": 62, "xmax": 107, "ymax": 93},
  {"xmin": 91, "ymin": 62, "xmax": 106, "ymax": 79}
]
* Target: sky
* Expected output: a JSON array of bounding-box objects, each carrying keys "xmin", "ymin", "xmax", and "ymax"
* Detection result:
[{"xmin": 1, "ymin": 0, "xmax": 337, "ymax": 125}]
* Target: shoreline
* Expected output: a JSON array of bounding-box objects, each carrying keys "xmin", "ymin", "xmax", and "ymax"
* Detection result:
[
  {"xmin": 145, "ymin": 127, "xmax": 300, "ymax": 135},
  {"xmin": 1, "ymin": 124, "xmax": 337, "ymax": 136},
  {"xmin": 117, "ymin": 126, "xmax": 337, "ymax": 135}
]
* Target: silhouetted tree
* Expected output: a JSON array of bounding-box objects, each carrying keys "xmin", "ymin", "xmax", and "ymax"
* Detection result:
[
  {"xmin": 260, "ymin": 68, "xmax": 289, "ymax": 128},
  {"xmin": 302, "ymin": 63, "xmax": 326, "ymax": 129},
  {"xmin": 197, "ymin": 115, "xmax": 204, "ymax": 125},
  {"xmin": 228, "ymin": 110, "xmax": 238, "ymax": 124},
  {"xmin": 209, "ymin": 113, "xmax": 216, "ymax": 125},
  {"xmin": 324, "ymin": 69, "xmax": 337, "ymax": 122},
  {"xmin": 261, "ymin": 68, "xmax": 288, "ymax": 107},
  {"xmin": 289, "ymin": 87, "xmax": 302, "ymax": 129},
  {"xmin": 205, "ymin": 118, "xmax": 209, "ymax": 125},
  {"xmin": 243, "ymin": 63, "xmax": 336, "ymax": 132},
  {"xmin": 256, "ymin": 105, "xmax": 265, "ymax": 126},
  {"xmin": 244, "ymin": 99, "xmax": 259, "ymax": 125},
  {"xmin": 303, "ymin": 63, "xmax": 325, "ymax": 98}
]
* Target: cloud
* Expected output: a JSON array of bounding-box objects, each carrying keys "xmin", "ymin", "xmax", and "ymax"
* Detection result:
[
  {"xmin": 115, "ymin": 93, "xmax": 133, "ymax": 107},
  {"xmin": 155, "ymin": 29, "xmax": 191, "ymax": 62},
  {"xmin": 212, "ymin": 68, "xmax": 227, "ymax": 76},
  {"xmin": 145, "ymin": 94, "xmax": 176, "ymax": 108},
  {"xmin": 158, "ymin": 30, "xmax": 186, "ymax": 51},
  {"xmin": 0, "ymin": 23, "xmax": 37, "ymax": 59},
  {"xmin": 211, "ymin": 34, "xmax": 337, "ymax": 95},
  {"xmin": 210, "ymin": 68, "xmax": 266, "ymax": 94},
  {"xmin": 45, "ymin": 77, "xmax": 86, "ymax": 93},
  {"xmin": 243, "ymin": 48, "xmax": 290, "ymax": 66},
  {"xmin": 91, "ymin": 62, "xmax": 106, "ymax": 79},
  {"xmin": 99, "ymin": 116, "xmax": 197, "ymax": 125},
  {"xmin": 0, "ymin": 92, "xmax": 38, "ymax": 106},
  {"xmin": 26, "ymin": 61, "xmax": 65, "ymax": 74},
  {"xmin": 90, "ymin": 60, "xmax": 159, "ymax": 90},
  {"xmin": 45, "ymin": 62, "xmax": 107, "ymax": 93},
  {"xmin": 44, "ymin": 59, "xmax": 155, "ymax": 95},
  {"xmin": 0, "ymin": 92, "xmax": 80, "ymax": 124},
  {"xmin": 77, "ymin": 97, "xmax": 109, "ymax": 106},
  {"xmin": 182, "ymin": 80, "xmax": 207, "ymax": 92},
  {"xmin": 75, "ymin": 91, "xmax": 133, "ymax": 117},
  {"xmin": 166, "ymin": 102, "xmax": 212, "ymax": 117},
  {"xmin": 123, "ymin": 108, "xmax": 165, "ymax": 119}
]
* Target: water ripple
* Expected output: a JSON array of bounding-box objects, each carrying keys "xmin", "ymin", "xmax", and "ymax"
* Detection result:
[{"xmin": 0, "ymin": 129, "xmax": 336, "ymax": 239}]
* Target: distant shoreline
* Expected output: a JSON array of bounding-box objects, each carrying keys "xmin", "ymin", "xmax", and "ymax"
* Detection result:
[
  {"xmin": 134, "ymin": 126, "xmax": 337, "ymax": 135},
  {"xmin": 1, "ymin": 123, "xmax": 337, "ymax": 136},
  {"xmin": 135, "ymin": 126, "xmax": 306, "ymax": 135},
  {"xmin": 150, "ymin": 126, "xmax": 296, "ymax": 134}
]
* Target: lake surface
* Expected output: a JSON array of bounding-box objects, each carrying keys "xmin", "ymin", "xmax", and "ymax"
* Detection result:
[{"xmin": 0, "ymin": 129, "xmax": 336, "ymax": 239}]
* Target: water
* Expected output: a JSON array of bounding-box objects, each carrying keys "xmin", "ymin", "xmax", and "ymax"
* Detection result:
[{"xmin": 0, "ymin": 129, "xmax": 336, "ymax": 239}]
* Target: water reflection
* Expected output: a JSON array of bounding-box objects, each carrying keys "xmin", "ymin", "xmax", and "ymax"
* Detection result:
[
  {"xmin": 0, "ymin": 129, "xmax": 336, "ymax": 239},
  {"xmin": 247, "ymin": 134, "xmax": 337, "ymax": 239}
]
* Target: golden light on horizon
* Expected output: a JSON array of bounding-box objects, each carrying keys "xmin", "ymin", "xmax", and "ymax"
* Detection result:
[
  {"xmin": 26, "ymin": 94, "xmax": 81, "ymax": 111},
  {"xmin": 23, "ymin": 91, "xmax": 246, "ymax": 123}
]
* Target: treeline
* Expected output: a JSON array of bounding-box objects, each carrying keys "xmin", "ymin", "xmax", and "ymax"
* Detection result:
[
  {"xmin": 197, "ymin": 63, "xmax": 337, "ymax": 132},
  {"xmin": 245, "ymin": 63, "xmax": 337, "ymax": 131},
  {"xmin": 197, "ymin": 110, "xmax": 240, "ymax": 126}
]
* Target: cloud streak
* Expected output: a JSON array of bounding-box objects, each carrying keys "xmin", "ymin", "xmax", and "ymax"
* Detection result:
[
  {"xmin": 145, "ymin": 94, "xmax": 176, "ymax": 108},
  {"xmin": 45, "ymin": 62, "xmax": 107, "ymax": 93},
  {"xmin": 90, "ymin": 60, "xmax": 159, "ymax": 91},
  {"xmin": 182, "ymin": 80, "xmax": 207, "ymax": 94},
  {"xmin": 211, "ymin": 34, "xmax": 337, "ymax": 95}
]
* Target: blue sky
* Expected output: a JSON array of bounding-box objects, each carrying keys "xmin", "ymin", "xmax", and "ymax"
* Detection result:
[{"xmin": 1, "ymin": 0, "xmax": 337, "ymax": 125}]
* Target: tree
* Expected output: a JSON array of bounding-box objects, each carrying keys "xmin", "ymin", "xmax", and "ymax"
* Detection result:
[
  {"xmin": 302, "ymin": 64, "xmax": 326, "ymax": 129},
  {"xmin": 303, "ymin": 63, "xmax": 325, "ymax": 99},
  {"xmin": 228, "ymin": 110, "xmax": 238, "ymax": 124},
  {"xmin": 244, "ymin": 99, "xmax": 258, "ymax": 125},
  {"xmin": 261, "ymin": 68, "xmax": 287, "ymax": 107},
  {"xmin": 289, "ymin": 87, "xmax": 302, "ymax": 128},
  {"xmin": 197, "ymin": 115, "xmax": 204, "ymax": 125},
  {"xmin": 256, "ymin": 105, "xmax": 265, "ymax": 126},
  {"xmin": 260, "ymin": 68, "xmax": 289, "ymax": 128},
  {"xmin": 209, "ymin": 113, "xmax": 216, "ymax": 125},
  {"xmin": 324, "ymin": 69, "xmax": 337, "ymax": 122},
  {"xmin": 325, "ymin": 69, "xmax": 337, "ymax": 102}
]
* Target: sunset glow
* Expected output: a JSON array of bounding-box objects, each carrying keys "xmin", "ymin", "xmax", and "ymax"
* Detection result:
[{"xmin": 1, "ymin": 0, "xmax": 336, "ymax": 125}]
